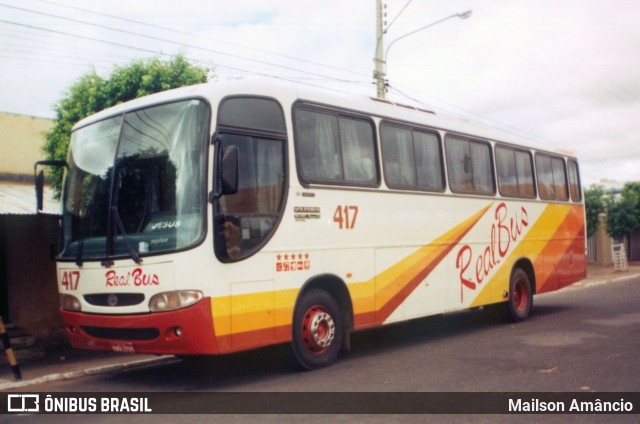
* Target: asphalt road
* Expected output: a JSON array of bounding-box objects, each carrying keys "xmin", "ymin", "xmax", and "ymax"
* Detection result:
[{"xmin": 3, "ymin": 276, "xmax": 639, "ymax": 423}]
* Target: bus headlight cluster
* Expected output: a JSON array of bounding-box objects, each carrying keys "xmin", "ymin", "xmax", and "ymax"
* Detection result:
[
  {"xmin": 148, "ymin": 290, "xmax": 203, "ymax": 312},
  {"xmin": 60, "ymin": 294, "xmax": 81, "ymax": 311}
]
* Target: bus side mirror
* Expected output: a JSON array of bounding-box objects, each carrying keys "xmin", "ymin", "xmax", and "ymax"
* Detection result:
[
  {"xmin": 220, "ymin": 145, "xmax": 239, "ymax": 196},
  {"xmin": 34, "ymin": 160, "xmax": 67, "ymax": 214},
  {"xmin": 35, "ymin": 169, "xmax": 45, "ymax": 212}
]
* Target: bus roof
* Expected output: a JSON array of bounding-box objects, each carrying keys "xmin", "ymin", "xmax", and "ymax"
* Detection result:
[{"xmin": 72, "ymin": 79, "xmax": 575, "ymax": 159}]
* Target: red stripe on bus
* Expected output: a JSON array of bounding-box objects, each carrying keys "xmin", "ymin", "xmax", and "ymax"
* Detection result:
[{"xmin": 534, "ymin": 205, "xmax": 586, "ymax": 293}]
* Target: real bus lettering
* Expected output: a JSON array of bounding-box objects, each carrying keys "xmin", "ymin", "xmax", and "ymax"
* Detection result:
[
  {"xmin": 105, "ymin": 268, "xmax": 159, "ymax": 287},
  {"xmin": 457, "ymin": 202, "xmax": 529, "ymax": 301}
]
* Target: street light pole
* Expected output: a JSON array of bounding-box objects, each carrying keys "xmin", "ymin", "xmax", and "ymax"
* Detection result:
[
  {"xmin": 374, "ymin": 0, "xmax": 386, "ymax": 99},
  {"xmin": 373, "ymin": 2, "xmax": 472, "ymax": 99}
]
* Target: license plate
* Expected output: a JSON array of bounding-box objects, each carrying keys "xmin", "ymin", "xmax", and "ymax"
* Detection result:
[{"xmin": 110, "ymin": 342, "xmax": 135, "ymax": 353}]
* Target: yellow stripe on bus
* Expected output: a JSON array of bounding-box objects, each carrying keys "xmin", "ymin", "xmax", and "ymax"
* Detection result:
[
  {"xmin": 210, "ymin": 204, "xmax": 493, "ymax": 339},
  {"xmin": 371, "ymin": 203, "xmax": 492, "ymax": 322},
  {"xmin": 469, "ymin": 203, "xmax": 574, "ymax": 307},
  {"xmin": 210, "ymin": 203, "xmax": 582, "ymax": 340}
]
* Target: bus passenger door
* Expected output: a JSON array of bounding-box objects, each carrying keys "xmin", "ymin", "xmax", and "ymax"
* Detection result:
[{"xmin": 227, "ymin": 254, "xmax": 276, "ymax": 350}]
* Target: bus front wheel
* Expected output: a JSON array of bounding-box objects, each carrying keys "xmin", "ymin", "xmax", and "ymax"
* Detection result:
[
  {"xmin": 508, "ymin": 268, "xmax": 533, "ymax": 322},
  {"xmin": 292, "ymin": 289, "xmax": 343, "ymax": 370}
]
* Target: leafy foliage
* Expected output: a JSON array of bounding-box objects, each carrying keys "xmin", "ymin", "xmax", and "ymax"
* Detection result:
[
  {"xmin": 42, "ymin": 55, "xmax": 210, "ymax": 193},
  {"xmin": 584, "ymin": 184, "xmax": 605, "ymax": 237},
  {"xmin": 606, "ymin": 182, "xmax": 640, "ymax": 241}
]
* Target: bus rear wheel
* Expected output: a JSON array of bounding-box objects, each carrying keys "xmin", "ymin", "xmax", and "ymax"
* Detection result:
[
  {"xmin": 292, "ymin": 289, "xmax": 343, "ymax": 370},
  {"xmin": 508, "ymin": 268, "xmax": 533, "ymax": 322}
]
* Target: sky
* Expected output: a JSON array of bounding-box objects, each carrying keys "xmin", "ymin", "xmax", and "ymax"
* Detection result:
[{"xmin": 1, "ymin": 0, "xmax": 639, "ymax": 186}]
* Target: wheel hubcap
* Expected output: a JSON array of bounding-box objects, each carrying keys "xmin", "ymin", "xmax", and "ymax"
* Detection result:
[{"xmin": 302, "ymin": 305, "xmax": 335, "ymax": 354}]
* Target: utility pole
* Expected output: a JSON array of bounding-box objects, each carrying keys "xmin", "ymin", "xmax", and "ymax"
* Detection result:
[
  {"xmin": 373, "ymin": 1, "xmax": 472, "ymax": 100},
  {"xmin": 374, "ymin": 0, "xmax": 386, "ymax": 99}
]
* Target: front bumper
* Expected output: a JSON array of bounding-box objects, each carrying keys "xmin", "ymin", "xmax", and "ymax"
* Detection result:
[{"xmin": 60, "ymin": 298, "xmax": 219, "ymax": 355}]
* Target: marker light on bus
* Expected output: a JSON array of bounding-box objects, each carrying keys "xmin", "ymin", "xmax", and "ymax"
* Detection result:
[
  {"xmin": 148, "ymin": 290, "xmax": 203, "ymax": 312},
  {"xmin": 60, "ymin": 294, "xmax": 81, "ymax": 311}
]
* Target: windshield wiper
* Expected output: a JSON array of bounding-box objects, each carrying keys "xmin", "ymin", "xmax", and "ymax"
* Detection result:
[
  {"xmin": 75, "ymin": 238, "xmax": 84, "ymax": 267},
  {"xmin": 74, "ymin": 185, "xmax": 100, "ymax": 267},
  {"xmin": 110, "ymin": 206, "xmax": 142, "ymax": 265}
]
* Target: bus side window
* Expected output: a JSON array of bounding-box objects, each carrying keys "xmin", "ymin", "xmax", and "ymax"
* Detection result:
[
  {"xmin": 568, "ymin": 159, "xmax": 582, "ymax": 202},
  {"xmin": 535, "ymin": 155, "xmax": 555, "ymax": 199},
  {"xmin": 445, "ymin": 135, "xmax": 494, "ymax": 195},
  {"xmin": 535, "ymin": 154, "xmax": 568, "ymax": 201},
  {"xmin": 381, "ymin": 124, "xmax": 417, "ymax": 188},
  {"xmin": 339, "ymin": 117, "xmax": 377, "ymax": 184},
  {"xmin": 515, "ymin": 150, "xmax": 536, "ymax": 197},
  {"xmin": 380, "ymin": 123, "xmax": 444, "ymax": 192},
  {"xmin": 215, "ymin": 97, "xmax": 287, "ymax": 262},
  {"xmin": 552, "ymin": 157, "xmax": 568, "ymax": 200},
  {"xmin": 413, "ymin": 130, "xmax": 444, "ymax": 191},
  {"xmin": 496, "ymin": 146, "xmax": 518, "ymax": 196},
  {"xmin": 296, "ymin": 110, "xmax": 341, "ymax": 181},
  {"xmin": 495, "ymin": 145, "xmax": 535, "ymax": 198},
  {"xmin": 215, "ymin": 134, "xmax": 286, "ymax": 261},
  {"xmin": 294, "ymin": 106, "xmax": 379, "ymax": 187}
]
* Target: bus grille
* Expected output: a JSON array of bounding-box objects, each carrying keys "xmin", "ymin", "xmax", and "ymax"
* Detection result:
[
  {"xmin": 84, "ymin": 293, "xmax": 145, "ymax": 307},
  {"xmin": 81, "ymin": 326, "xmax": 159, "ymax": 341}
]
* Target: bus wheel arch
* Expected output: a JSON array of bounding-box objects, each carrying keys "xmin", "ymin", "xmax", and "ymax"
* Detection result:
[
  {"xmin": 508, "ymin": 259, "xmax": 535, "ymax": 322},
  {"xmin": 513, "ymin": 258, "xmax": 536, "ymax": 295},
  {"xmin": 291, "ymin": 274, "xmax": 353, "ymax": 369}
]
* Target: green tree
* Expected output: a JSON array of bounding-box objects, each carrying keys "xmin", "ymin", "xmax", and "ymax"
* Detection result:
[
  {"xmin": 584, "ymin": 184, "xmax": 606, "ymax": 237},
  {"xmin": 42, "ymin": 55, "xmax": 210, "ymax": 193},
  {"xmin": 621, "ymin": 182, "xmax": 640, "ymax": 217},
  {"xmin": 606, "ymin": 182, "xmax": 640, "ymax": 241}
]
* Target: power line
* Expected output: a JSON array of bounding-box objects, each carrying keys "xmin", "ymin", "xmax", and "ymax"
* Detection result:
[
  {"xmin": 0, "ymin": 20, "xmax": 232, "ymax": 79},
  {"xmin": 0, "ymin": 31, "xmax": 134, "ymax": 65},
  {"xmin": 384, "ymin": 4, "xmax": 639, "ymax": 173},
  {"xmin": 384, "ymin": 0, "xmax": 415, "ymax": 33},
  {"xmin": 385, "ymin": 81, "xmax": 618, "ymax": 176},
  {"xmin": 490, "ymin": 0, "xmax": 640, "ymax": 109},
  {"xmin": 0, "ymin": 54, "xmax": 95, "ymax": 68},
  {"xmin": 0, "ymin": 19, "xmax": 173, "ymax": 58},
  {"xmin": 26, "ymin": 0, "xmax": 371, "ymax": 80},
  {"xmin": 0, "ymin": 3, "xmax": 370, "ymax": 86},
  {"xmin": 0, "ymin": 20, "xmax": 369, "ymax": 102}
]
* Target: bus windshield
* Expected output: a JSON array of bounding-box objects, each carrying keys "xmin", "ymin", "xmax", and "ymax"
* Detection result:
[{"xmin": 60, "ymin": 99, "xmax": 209, "ymax": 264}]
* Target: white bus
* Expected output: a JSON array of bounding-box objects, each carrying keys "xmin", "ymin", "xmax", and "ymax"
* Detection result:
[{"xmin": 38, "ymin": 80, "xmax": 586, "ymax": 369}]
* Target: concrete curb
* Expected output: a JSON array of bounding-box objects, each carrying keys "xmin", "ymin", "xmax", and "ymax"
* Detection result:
[
  {"xmin": 582, "ymin": 273, "xmax": 640, "ymax": 288},
  {"xmin": 568, "ymin": 271, "xmax": 640, "ymax": 290},
  {"xmin": 0, "ymin": 355, "xmax": 178, "ymax": 391}
]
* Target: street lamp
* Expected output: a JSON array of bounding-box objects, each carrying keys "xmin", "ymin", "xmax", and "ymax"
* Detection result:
[{"xmin": 374, "ymin": 2, "xmax": 472, "ymax": 99}]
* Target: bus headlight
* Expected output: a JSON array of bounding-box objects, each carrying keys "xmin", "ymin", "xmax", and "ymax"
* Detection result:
[
  {"xmin": 60, "ymin": 294, "xmax": 81, "ymax": 311},
  {"xmin": 148, "ymin": 290, "xmax": 203, "ymax": 312}
]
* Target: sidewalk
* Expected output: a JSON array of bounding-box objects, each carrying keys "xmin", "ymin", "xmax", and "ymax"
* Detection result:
[
  {"xmin": 0, "ymin": 344, "xmax": 178, "ymax": 391},
  {"xmin": 2, "ymin": 263, "xmax": 640, "ymax": 391}
]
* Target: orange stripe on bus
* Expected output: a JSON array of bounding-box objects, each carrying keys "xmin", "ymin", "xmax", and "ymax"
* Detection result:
[
  {"xmin": 534, "ymin": 204, "xmax": 586, "ymax": 293},
  {"xmin": 210, "ymin": 203, "xmax": 585, "ymax": 350},
  {"xmin": 211, "ymin": 204, "xmax": 494, "ymax": 347},
  {"xmin": 469, "ymin": 204, "xmax": 585, "ymax": 307},
  {"xmin": 364, "ymin": 203, "xmax": 492, "ymax": 325}
]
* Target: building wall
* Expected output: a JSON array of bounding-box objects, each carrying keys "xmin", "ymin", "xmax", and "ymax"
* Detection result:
[
  {"xmin": 0, "ymin": 112, "xmax": 63, "ymax": 347},
  {"xmin": 590, "ymin": 214, "xmax": 640, "ymax": 265},
  {"xmin": 0, "ymin": 112, "xmax": 53, "ymax": 180},
  {"xmin": 593, "ymin": 214, "xmax": 613, "ymax": 266},
  {"xmin": 1, "ymin": 214, "xmax": 64, "ymax": 346},
  {"xmin": 629, "ymin": 230, "xmax": 640, "ymax": 261}
]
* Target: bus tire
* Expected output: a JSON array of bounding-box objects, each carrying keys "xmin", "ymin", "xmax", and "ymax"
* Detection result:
[
  {"xmin": 508, "ymin": 268, "xmax": 533, "ymax": 322},
  {"xmin": 292, "ymin": 289, "xmax": 343, "ymax": 370}
]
